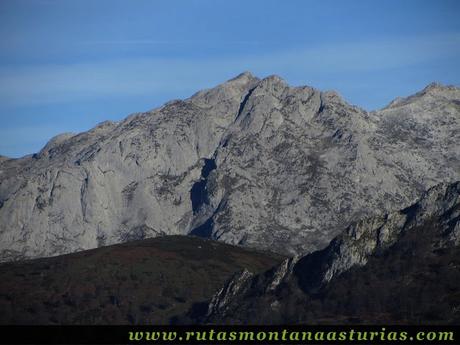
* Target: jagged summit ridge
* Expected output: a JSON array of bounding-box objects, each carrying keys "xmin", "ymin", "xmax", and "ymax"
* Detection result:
[
  {"xmin": 0, "ymin": 73, "xmax": 459, "ymax": 261},
  {"xmin": 383, "ymin": 81, "xmax": 459, "ymax": 109}
]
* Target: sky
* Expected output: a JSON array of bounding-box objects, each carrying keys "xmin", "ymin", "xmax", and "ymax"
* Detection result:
[{"xmin": 0, "ymin": 0, "xmax": 459, "ymax": 157}]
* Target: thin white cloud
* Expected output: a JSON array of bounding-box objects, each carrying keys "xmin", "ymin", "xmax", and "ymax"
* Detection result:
[
  {"xmin": 0, "ymin": 32, "xmax": 459, "ymax": 107},
  {"xmin": 255, "ymin": 32, "xmax": 460, "ymax": 73},
  {"xmin": 78, "ymin": 39, "xmax": 263, "ymax": 45}
]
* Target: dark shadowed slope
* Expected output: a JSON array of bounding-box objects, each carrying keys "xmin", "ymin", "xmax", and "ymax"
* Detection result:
[
  {"xmin": 0, "ymin": 235, "xmax": 284, "ymax": 324},
  {"xmin": 205, "ymin": 181, "xmax": 460, "ymax": 324}
]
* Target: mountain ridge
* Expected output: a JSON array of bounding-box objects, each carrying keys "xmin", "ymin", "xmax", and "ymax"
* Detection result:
[
  {"xmin": 2, "ymin": 73, "xmax": 458, "ymax": 162},
  {"xmin": 1, "ymin": 75, "xmax": 456, "ymax": 162},
  {"xmin": 0, "ymin": 72, "xmax": 459, "ymax": 261}
]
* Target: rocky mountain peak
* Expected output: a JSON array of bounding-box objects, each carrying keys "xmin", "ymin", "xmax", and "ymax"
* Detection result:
[
  {"xmin": 413, "ymin": 82, "xmax": 460, "ymax": 102},
  {"xmin": 384, "ymin": 82, "xmax": 460, "ymax": 109},
  {"xmin": 228, "ymin": 71, "xmax": 257, "ymax": 82},
  {"xmin": 260, "ymin": 74, "xmax": 287, "ymax": 85},
  {"xmin": 38, "ymin": 132, "xmax": 76, "ymax": 157},
  {"xmin": 188, "ymin": 72, "xmax": 258, "ymax": 117},
  {"xmin": 422, "ymin": 81, "xmax": 456, "ymax": 93}
]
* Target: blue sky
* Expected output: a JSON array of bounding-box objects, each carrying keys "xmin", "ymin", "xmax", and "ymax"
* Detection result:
[{"xmin": 1, "ymin": 0, "xmax": 459, "ymax": 157}]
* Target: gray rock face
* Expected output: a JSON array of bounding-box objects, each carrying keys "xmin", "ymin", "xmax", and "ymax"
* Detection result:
[
  {"xmin": 205, "ymin": 80, "xmax": 460, "ymax": 255},
  {"xmin": 0, "ymin": 72, "xmax": 459, "ymax": 261}
]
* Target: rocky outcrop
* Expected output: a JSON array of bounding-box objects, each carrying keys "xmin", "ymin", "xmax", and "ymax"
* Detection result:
[
  {"xmin": 205, "ymin": 181, "xmax": 460, "ymax": 324},
  {"xmin": 0, "ymin": 72, "xmax": 459, "ymax": 261},
  {"xmin": 293, "ymin": 181, "xmax": 460, "ymax": 293},
  {"xmin": 205, "ymin": 269, "xmax": 254, "ymax": 319}
]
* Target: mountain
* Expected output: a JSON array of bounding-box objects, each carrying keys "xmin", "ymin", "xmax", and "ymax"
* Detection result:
[
  {"xmin": 2, "ymin": 181, "xmax": 457, "ymax": 325},
  {"xmin": 0, "ymin": 73, "xmax": 459, "ymax": 261},
  {"xmin": 0, "ymin": 235, "xmax": 283, "ymax": 324},
  {"xmin": 204, "ymin": 181, "xmax": 460, "ymax": 324}
]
